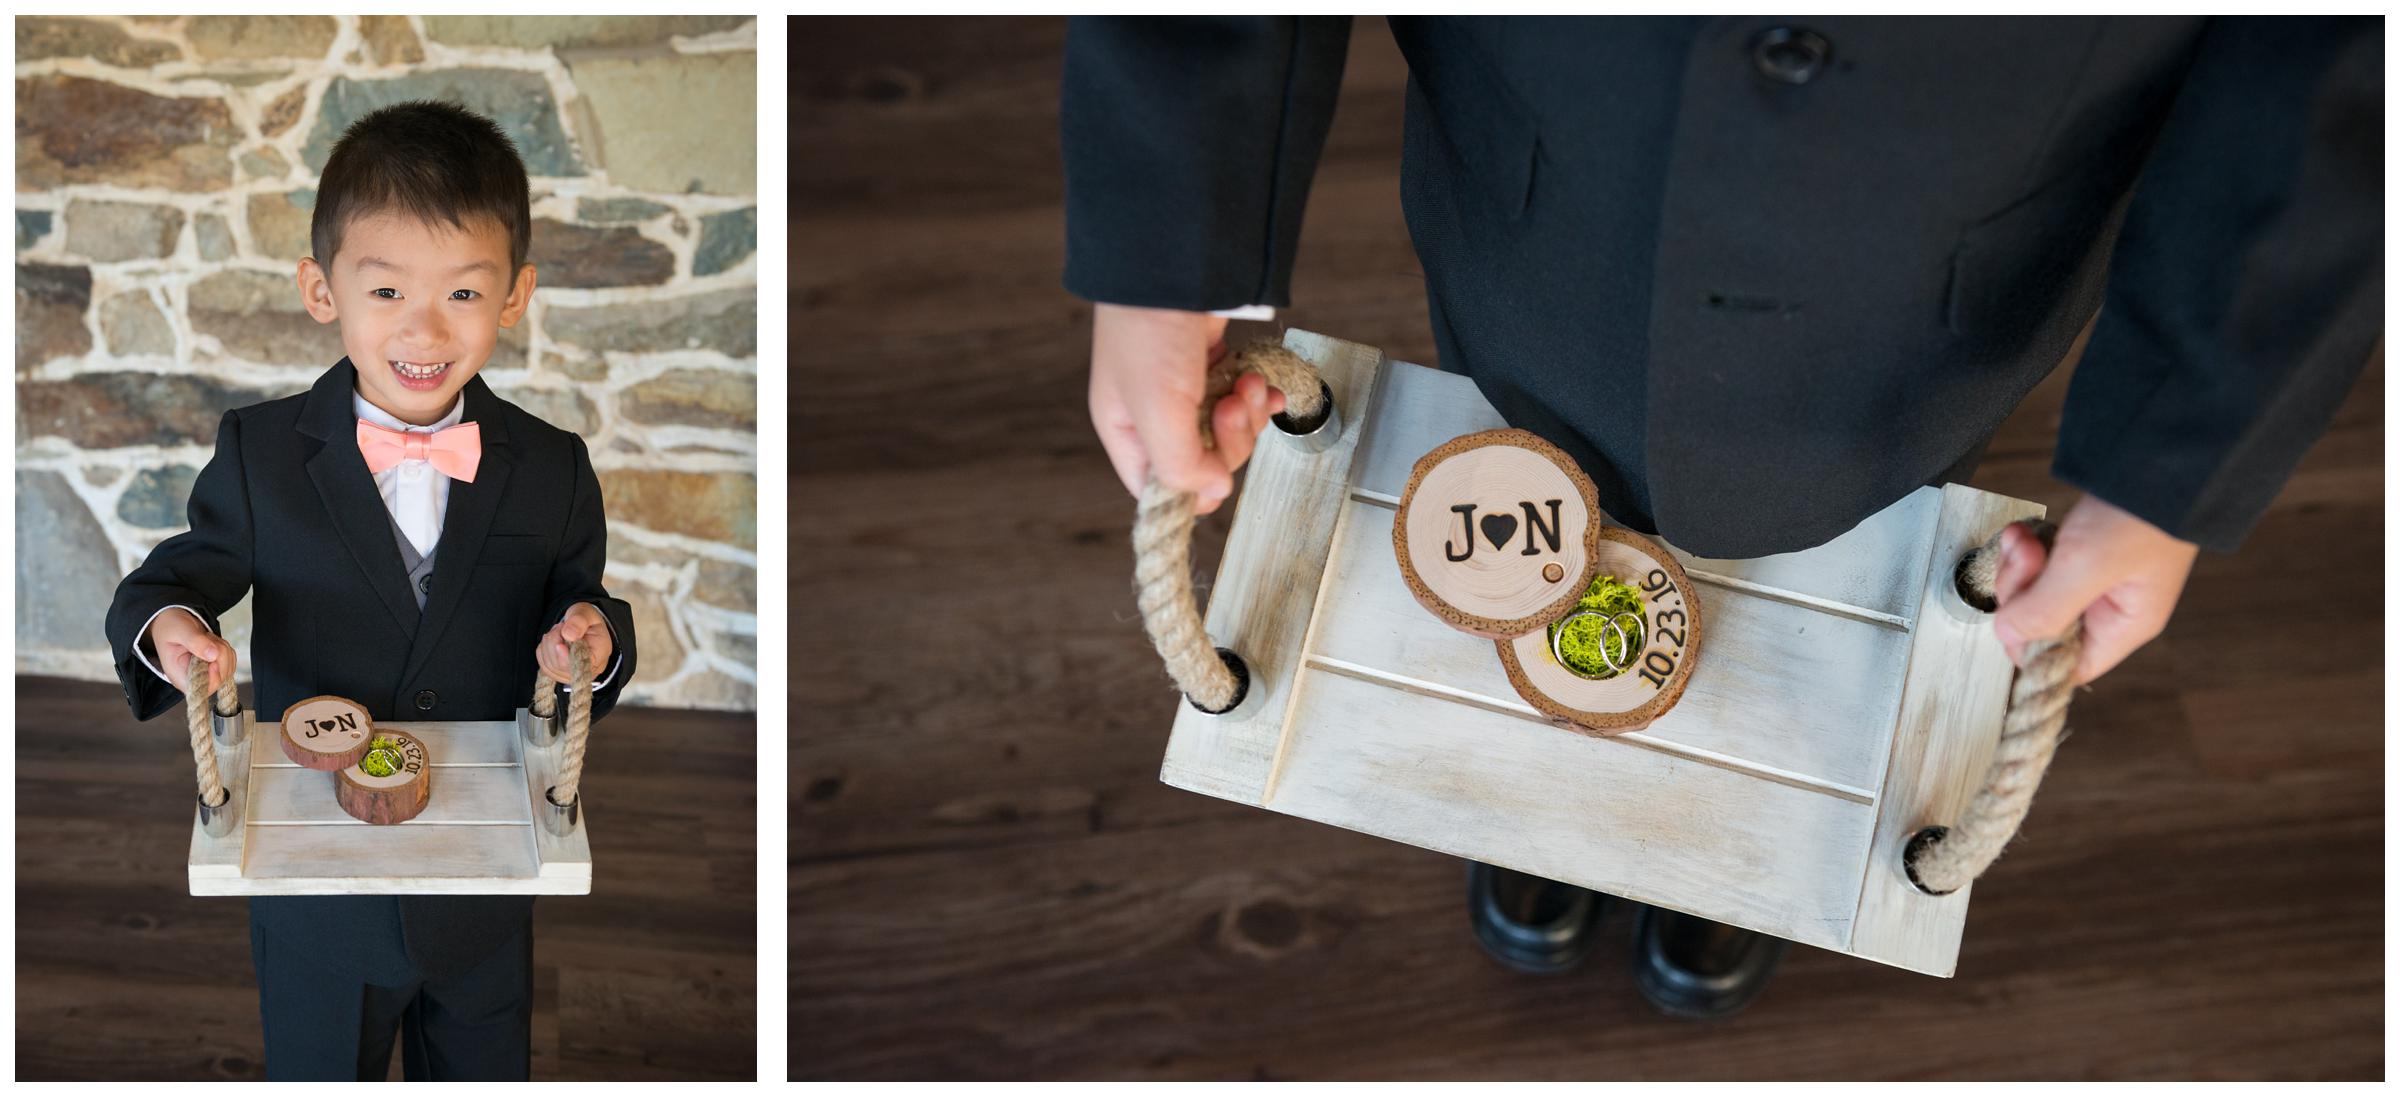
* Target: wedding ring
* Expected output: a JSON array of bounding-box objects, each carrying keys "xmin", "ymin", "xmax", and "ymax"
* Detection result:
[
  {"xmin": 1550, "ymin": 610, "xmax": 1602, "ymax": 678},
  {"xmin": 1597, "ymin": 613, "xmax": 1646, "ymax": 674}
]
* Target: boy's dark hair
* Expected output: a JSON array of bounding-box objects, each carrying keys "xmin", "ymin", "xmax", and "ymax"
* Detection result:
[{"xmin": 311, "ymin": 100, "xmax": 532, "ymax": 274}]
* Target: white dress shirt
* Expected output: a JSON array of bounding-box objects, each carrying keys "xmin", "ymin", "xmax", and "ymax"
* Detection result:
[{"xmin": 139, "ymin": 391, "xmax": 615, "ymax": 690}]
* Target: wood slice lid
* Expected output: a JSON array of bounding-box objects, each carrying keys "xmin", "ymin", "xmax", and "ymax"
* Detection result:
[
  {"xmin": 1393, "ymin": 429, "xmax": 1603, "ymax": 638},
  {"xmin": 279, "ymin": 695, "xmax": 373, "ymax": 771},
  {"xmin": 336, "ymin": 730, "xmax": 431, "ymax": 825},
  {"xmin": 1495, "ymin": 526, "xmax": 1704, "ymax": 735}
]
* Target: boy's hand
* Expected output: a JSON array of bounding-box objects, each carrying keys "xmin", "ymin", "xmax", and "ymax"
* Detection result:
[
  {"xmin": 150, "ymin": 607, "xmax": 237, "ymax": 695},
  {"xmin": 537, "ymin": 603, "xmax": 614, "ymax": 686},
  {"xmin": 1990, "ymin": 495, "xmax": 2201, "ymax": 686},
  {"xmin": 1089, "ymin": 303, "xmax": 1286, "ymax": 515}
]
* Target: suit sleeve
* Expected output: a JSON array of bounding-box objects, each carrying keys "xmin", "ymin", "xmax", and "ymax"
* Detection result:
[
  {"xmin": 540, "ymin": 434, "xmax": 636, "ymax": 720},
  {"xmin": 104, "ymin": 411, "xmax": 255, "ymax": 720},
  {"xmin": 2053, "ymin": 16, "xmax": 2382, "ymax": 553},
  {"xmin": 1060, "ymin": 15, "xmax": 1353, "ymax": 310}
]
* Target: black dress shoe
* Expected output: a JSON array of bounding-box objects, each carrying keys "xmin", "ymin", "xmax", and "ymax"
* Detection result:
[
  {"xmin": 1631, "ymin": 904, "xmax": 1789, "ymax": 1018},
  {"xmin": 1466, "ymin": 861, "xmax": 1608, "ymax": 973}
]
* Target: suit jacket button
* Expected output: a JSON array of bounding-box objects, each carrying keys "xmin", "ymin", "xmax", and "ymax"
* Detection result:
[
  {"xmin": 1752, "ymin": 26, "xmax": 1831, "ymax": 85},
  {"xmin": 415, "ymin": 689, "xmax": 437, "ymax": 711}
]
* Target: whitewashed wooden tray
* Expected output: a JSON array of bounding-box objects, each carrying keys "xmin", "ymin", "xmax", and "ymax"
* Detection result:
[
  {"xmin": 188, "ymin": 710, "xmax": 592, "ymax": 896},
  {"xmin": 1162, "ymin": 330, "xmax": 2043, "ymax": 977}
]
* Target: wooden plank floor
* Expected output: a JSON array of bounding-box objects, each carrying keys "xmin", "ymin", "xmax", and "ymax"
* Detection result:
[
  {"xmin": 793, "ymin": 17, "xmax": 2384, "ymax": 1080},
  {"xmin": 15, "ymin": 677, "xmax": 756, "ymax": 1081}
]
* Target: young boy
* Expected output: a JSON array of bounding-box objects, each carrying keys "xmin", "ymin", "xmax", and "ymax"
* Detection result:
[{"xmin": 104, "ymin": 101, "xmax": 638, "ymax": 1081}]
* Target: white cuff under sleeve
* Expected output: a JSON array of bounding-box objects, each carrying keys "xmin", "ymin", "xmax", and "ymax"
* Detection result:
[
  {"xmin": 552, "ymin": 607, "xmax": 621, "ymax": 693},
  {"xmin": 1208, "ymin": 305, "xmax": 1276, "ymax": 321},
  {"xmin": 135, "ymin": 604, "xmax": 212, "ymax": 685}
]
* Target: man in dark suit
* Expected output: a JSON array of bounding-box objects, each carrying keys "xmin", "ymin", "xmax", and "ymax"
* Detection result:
[
  {"xmin": 105, "ymin": 102, "xmax": 636, "ymax": 1078},
  {"xmin": 1062, "ymin": 17, "xmax": 2379, "ymax": 1015}
]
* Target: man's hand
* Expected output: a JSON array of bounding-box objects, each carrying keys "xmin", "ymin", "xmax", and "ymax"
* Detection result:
[
  {"xmin": 150, "ymin": 607, "xmax": 237, "ymax": 695},
  {"xmin": 537, "ymin": 603, "xmax": 614, "ymax": 686},
  {"xmin": 1088, "ymin": 302, "xmax": 1287, "ymax": 515},
  {"xmin": 1990, "ymin": 494, "xmax": 2200, "ymax": 685}
]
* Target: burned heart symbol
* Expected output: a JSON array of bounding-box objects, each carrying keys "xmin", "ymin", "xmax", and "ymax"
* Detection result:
[{"xmin": 1479, "ymin": 512, "xmax": 1518, "ymax": 552}]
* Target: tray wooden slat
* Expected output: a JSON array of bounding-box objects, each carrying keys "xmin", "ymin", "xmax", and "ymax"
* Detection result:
[
  {"xmin": 1158, "ymin": 331, "xmax": 1387, "ymax": 805},
  {"xmin": 1163, "ymin": 331, "xmax": 2041, "ymax": 977},
  {"xmin": 521, "ymin": 711, "xmax": 595, "ymax": 887},
  {"xmin": 1848, "ymin": 483, "xmax": 2043, "ymax": 975},
  {"xmin": 248, "ymin": 766, "xmax": 534, "ymax": 826},
  {"xmin": 1314, "ymin": 498, "xmax": 1906, "ymax": 796},
  {"xmin": 1272, "ymin": 669, "xmax": 1877, "ymax": 951},
  {"xmin": 213, "ymin": 825, "xmax": 543, "ymax": 895},
  {"xmin": 186, "ymin": 736, "xmax": 251, "ymax": 883}
]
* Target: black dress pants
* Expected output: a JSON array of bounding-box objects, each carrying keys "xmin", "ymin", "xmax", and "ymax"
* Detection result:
[{"xmin": 251, "ymin": 911, "xmax": 533, "ymax": 1081}]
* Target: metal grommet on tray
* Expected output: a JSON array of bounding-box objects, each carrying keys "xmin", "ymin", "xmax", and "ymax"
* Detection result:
[
  {"xmin": 1186, "ymin": 647, "xmax": 1258, "ymax": 718},
  {"xmin": 210, "ymin": 704, "xmax": 245, "ymax": 749},
  {"xmin": 541, "ymin": 785, "xmax": 580, "ymax": 837},
  {"xmin": 521, "ymin": 696, "xmax": 565, "ymax": 748},
  {"xmin": 197, "ymin": 787, "xmax": 235, "ymax": 837},
  {"xmin": 1269, "ymin": 380, "xmax": 1341, "ymax": 452},
  {"xmin": 1902, "ymin": 825, "xmax": 1958, "ymax": 896}
]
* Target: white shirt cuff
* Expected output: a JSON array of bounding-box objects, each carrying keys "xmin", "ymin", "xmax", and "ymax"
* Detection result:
[
  {"xmin": 136, "ymin": 604, "xmax": 211, "ymax": 685},
  {"xmin": 1209, "ymin": 304, "xmax": 1276, "ymax": 321},
  {"xmin": 553, "ymin": 607, "xmax": 620, "ymax": 692}
]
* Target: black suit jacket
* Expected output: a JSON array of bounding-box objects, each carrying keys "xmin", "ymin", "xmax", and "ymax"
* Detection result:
[
  {"xmin": 1062, "ymin": 16, "xmax": 2382, "ymax": 557},
  {"xmin": 105, "ymin": 360, "xmax": 637, "ymax": 982}
]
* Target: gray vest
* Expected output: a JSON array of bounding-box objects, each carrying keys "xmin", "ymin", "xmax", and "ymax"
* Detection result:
[{"xmin": 388, "ymin": 513, "xmax": 435, "ymax": 612}]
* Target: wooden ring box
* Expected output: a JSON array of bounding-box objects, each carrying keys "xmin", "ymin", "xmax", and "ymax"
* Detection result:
[
  {"xmin": 279, "ymin": 695, "xmax": 434, "ymax": 824},
  {"xmin": 336, "ymin": 729, "xmax": 432, "ymax": 825},
  {"xmin": 279, "ymin": 695, "xmax": 374, "ymax": 771},
  {"xmin": 1393, "ymin": 428, "xmax": 1703, "ymax": 733}
]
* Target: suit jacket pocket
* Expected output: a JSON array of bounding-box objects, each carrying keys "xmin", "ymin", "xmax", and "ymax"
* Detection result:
[
  {"xmin": 477, "ymin": 533, "xmax": 549, "ymax": 567},
  {"xmin": 1944, "ymin": 159, "xmax": 2141, "ymax": 342},
  {"xmin": 1403, "ymin": 42, "xmax": 1540, "ymax": 221}
]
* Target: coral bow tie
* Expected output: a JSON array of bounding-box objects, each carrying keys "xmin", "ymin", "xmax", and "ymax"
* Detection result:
[{"xmin": 356, "ymin": 420, "xmax": 481, "ymax": 482}]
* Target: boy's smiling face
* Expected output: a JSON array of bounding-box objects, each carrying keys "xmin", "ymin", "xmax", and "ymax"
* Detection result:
[{"xmin": 297, "ymin": 211, "xmax": 536, "ymax": 425}]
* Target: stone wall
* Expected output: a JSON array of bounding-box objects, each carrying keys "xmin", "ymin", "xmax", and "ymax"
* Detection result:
[{"xmin": 15, "ymin": 16, "xmax": 758, "ymax": 711}]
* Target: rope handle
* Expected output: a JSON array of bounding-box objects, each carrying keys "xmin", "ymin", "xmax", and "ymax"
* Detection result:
[
  {"xmin": 1905, "ymin": 519, "xmax": 2082, "ymax": 894},
  {"xmin": 1132, "ymin": 340, "xmax": 1327, "ymax": 711},
  {"xmin": 527, "ymin": 637, "xmax": 595, "ymax": 805},
  {"xmin": 183, "ymin": 658, "xmax": 239, "ymax": 807}
]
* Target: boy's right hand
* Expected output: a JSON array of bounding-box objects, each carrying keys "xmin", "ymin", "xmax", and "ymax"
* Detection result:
[
  {"xmin": 1088, "ymin": 303, "xmax": 1287, "ymax": 516},
  {"xmin": 150, "ymin": 607, "xmax": 236, "ymax": 695}
]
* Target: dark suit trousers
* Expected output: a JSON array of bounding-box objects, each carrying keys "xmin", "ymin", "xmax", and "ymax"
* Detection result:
[{"xmin": 252, "ymin": 907, "xmax": 533, "ymax": 1081}]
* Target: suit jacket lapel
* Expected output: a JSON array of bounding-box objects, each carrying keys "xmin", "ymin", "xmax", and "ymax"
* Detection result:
[
  {"xmin": 298, "ymin": 360, "xmax": 421, "ymax": 637},
  {"xmin": 400, "ymin": 377, "xmax": 512, "ymax": 686}
]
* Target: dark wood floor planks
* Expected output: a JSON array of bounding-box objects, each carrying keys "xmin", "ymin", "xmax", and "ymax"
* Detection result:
[
  {"xmin": 14, "ymin": 677, "xmax": 757, "ymax": 1081},
  {"xmin": 793, "ymin": 16, "xmax": 2383, "ymax": 1080}
]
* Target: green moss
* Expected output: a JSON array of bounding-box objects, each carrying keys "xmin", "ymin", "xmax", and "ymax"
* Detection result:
[
  {"xmin": 1547, "ymin": 573, "xmax": 1647, "ymax": 679},
  {"xmin": 360, "ymin": 735, "xmax": 404, "ymax": 778}
]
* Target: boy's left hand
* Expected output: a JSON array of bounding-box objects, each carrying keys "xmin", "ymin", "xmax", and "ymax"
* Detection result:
[
  {"xmin": 1990, "ymin": 494, "xmax": 2201, "ymax": 686},
  {"xmin": 537, "ymin": 603, "xmax": 614, "ymax": 686}
]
